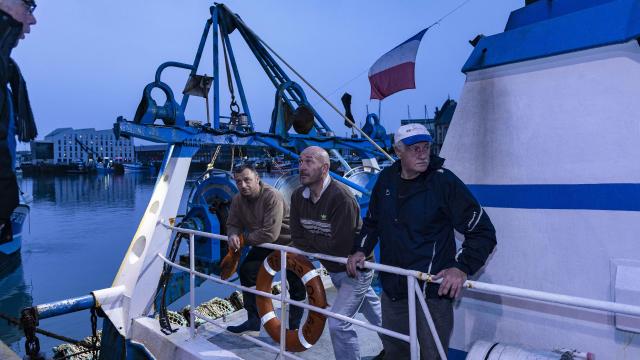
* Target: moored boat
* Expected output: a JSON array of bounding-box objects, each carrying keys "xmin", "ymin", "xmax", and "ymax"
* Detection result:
[
  {"xmin": 0, "ymin": 204, "xmax": 29, "ymax": 276},
  {"xmin": 122, "ymin": 162, "xmax": 146, "ymax": 173}
]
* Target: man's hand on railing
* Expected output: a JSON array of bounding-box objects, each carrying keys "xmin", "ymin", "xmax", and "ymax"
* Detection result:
[
  {"xmin": 433, "ymin": 267, "xmax": 467, "ymax": 299},
  {"xmin": 346, "ymin": 251, "xmax": 367, "ymax": 277},
  {"xmin": 228, "ymin": 234, "xmax": 242, "ymax": 251}
]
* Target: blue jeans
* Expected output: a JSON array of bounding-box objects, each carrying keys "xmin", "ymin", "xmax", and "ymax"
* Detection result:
[{"xmin": 328, "ymin": 270, "xmax": 382, "ymax": 360}]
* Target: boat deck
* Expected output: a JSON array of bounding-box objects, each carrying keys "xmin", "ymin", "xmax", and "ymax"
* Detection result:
[{"xmin": 132, "ymin": 283, "xmax": 384, "ymax": 359}]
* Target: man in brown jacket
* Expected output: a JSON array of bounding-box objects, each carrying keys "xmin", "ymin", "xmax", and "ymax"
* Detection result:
[
  {"xmin": 226, "ymin": 164, "xmax": 305, "ymax": 335},
  {"xmin": 290, "ymin": 146, "xmax": 382, "ymax": 360}
]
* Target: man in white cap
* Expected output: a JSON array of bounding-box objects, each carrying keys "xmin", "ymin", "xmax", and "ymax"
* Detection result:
[{"xmin": 347, "ymin": 123, "xmax": 497, "ymax": 359}]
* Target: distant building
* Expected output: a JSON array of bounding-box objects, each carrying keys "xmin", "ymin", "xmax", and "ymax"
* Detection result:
[
  {"xmin": 38, "ymin": 127, "xmax": 135, "ymax": 164},
  {"xmin": 134, "ymin": 145, "xmax": 171, "ymax": 166},
  {"xmin": 29, "ymin": 140, "xmax": 54, "ymax": 163},
  {"xmin": 399, "ymin": 98, "xmax": 457, "ymax": 155}
]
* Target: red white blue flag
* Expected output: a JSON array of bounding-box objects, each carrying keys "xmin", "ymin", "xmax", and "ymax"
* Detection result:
[{"xmin": 368, "ymin": 28, "xmax": 428, "ymax": 100}]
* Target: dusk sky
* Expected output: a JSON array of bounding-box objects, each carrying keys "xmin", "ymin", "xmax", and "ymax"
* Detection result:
[{"xmin": 12, "ymin": 0, "xmax": 522, "ymax": 148}]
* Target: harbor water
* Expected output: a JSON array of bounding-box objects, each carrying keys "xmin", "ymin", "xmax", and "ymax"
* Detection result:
[{"xmin": 0, "ymin": 171, "xmax": 279, "ymax": 356}]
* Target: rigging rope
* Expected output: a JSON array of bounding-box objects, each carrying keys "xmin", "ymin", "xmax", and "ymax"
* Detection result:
[
  {"xmin": 230, "ymin": 146, "xmax": 235, "ymax": 171},
  {"xmin": 228, "ymin": 9, "xmax": 393, "ymax": 161},
  {"xmin": 313, "ymin": 0, "xmax": 474, "ymax": 105},
  {"xmin": 221, "ymin": 27, "xmax": 240, "ymax": 114}
]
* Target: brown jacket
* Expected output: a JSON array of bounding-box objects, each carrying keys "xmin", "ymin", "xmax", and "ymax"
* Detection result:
[
  {"xmin": 290, "ymin": 178, "xmax": 366, "ymax": 273},
  {"xmin": 226, "ymin": 182, "xmax": 291, "ymax": 246}
]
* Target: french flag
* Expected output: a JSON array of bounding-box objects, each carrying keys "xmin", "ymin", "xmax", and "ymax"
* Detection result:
[{"xmin": 368, "ymin": 28, "xmax": 428, "ymax": 100}]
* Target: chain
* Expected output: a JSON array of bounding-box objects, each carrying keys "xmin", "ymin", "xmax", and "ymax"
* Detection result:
[
  {"xmin": 90, "ymin": 307, "xmax": 99, "ymax": 359},
  {"xmin": 207, "ymin": 145, "xmax": 222, "ymax": 170},
  {"xmin": 20, "ymin": 307, "xmax": 43, "ymax": 359}
]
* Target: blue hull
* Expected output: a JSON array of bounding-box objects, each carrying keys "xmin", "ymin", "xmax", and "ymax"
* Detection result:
[{"xmin": 0, "ymin": 204, "xmax": 29, "ymax": 260}]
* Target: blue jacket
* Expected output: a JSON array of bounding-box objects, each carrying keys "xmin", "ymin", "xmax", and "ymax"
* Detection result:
[{"xmin": 354, "ymin": 157, "xmax": 496, "ymax": 299}]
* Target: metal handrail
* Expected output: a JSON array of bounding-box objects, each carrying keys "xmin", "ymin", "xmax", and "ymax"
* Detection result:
[
  {"xmin": 159, "ymin": 221, "xmax": 640, "ymax": 359},
  {"xmin": 159, "ymin": 221, "xmax": 640, "ymax": 318},
  {"xmin": 159, "ymin": 223, "xmax": 441, "ymax": 359},
  {"xmin": 156, "ymin": 253, "xmax": 412, "ymax": 343}
]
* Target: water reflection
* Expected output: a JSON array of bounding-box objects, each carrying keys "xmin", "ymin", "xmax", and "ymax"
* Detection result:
[
  {"xmin": 0, "ymin": 257, "xmax": 33, "ymax": 349},
  {"xmin": 28, "ymin": 174, "xmax": 152, "ymax": 207}
]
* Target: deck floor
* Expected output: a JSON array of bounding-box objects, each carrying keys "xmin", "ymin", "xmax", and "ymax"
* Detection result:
[{"xmin": 200, "ymin": 285, "xmax": 384, "ymax": 359}]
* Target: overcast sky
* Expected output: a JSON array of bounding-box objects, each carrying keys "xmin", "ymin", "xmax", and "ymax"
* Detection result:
[{"xmin": 12, "ymin": 0, "xmax": 522, "ymax": 147}]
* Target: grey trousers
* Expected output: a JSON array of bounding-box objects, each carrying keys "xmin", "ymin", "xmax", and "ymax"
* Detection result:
[
  {"xmin": 380, "ymin": 292, "xmax": 453, "ymax": 360},
  {"xmin": 328, "ymin": 270, "xmax": 382, "ymax": 360}
]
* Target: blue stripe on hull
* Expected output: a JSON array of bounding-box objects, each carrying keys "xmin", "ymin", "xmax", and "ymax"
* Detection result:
[{"xmin": 468, "ymin": 183, "xmax": 640, "ymax": 211}]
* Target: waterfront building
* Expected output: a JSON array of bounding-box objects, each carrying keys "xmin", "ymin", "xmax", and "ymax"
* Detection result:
[{"xmin": 39, "ymin": 128, "xmax": 135, "ymax": 164}]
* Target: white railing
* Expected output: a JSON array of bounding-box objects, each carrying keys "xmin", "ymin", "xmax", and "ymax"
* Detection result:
[
  {"xmin": 158, "ymin": 222, "xmax": 640, "ymax": 360},
  {"xmin": 158, "ymin": 222, "xmax": 446, "ymax": 359}
]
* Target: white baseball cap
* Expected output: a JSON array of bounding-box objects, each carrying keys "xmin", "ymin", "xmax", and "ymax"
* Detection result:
[{"xmin": 394, "ymin": 123, "xmax": 433, "ymax": 145}]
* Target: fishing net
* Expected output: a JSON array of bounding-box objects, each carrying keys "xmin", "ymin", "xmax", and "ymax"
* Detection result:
[{"xmin": 52, "ymin": 331, "xmax": 101, "ymax": 360}]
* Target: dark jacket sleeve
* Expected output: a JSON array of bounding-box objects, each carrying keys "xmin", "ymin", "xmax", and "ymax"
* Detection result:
[
  {"xmin": 245, "ymin": 190, "xmax": 285, "ymax": 246},
  {"xmin": 353, "ymin": 174, "xmax": 384, "ymax": 255},
  {"xmin": 444, "ymin": 170, "xmax": 497, "ymax": 275}
]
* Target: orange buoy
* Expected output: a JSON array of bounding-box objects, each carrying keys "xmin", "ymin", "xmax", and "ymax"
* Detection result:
[
  {"xmin": 220, "ymin": 234, "xmax": 244, "ymax": 280},
  {"xmin": 256, "ymin": 251, "xmax": 328, "ymax": 352}
]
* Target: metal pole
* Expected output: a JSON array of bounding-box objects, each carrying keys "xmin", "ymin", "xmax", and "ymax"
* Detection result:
[
  {"xmin": 279, "ymin": 250, "xmax": 288, "ymax": 358},
  {"xmin": 408, "ymin": 276, "xmax": 418, "ymax": 360},
  {"xmin": 211, "ymin": 6, "xmax": 220, "ymax": 129},
  {"xmin": 252, "ymin": 136, "xmax": 371, "ymax": 196},
  {"xmin": 414, "ymin": 282, "xmax": 447, "ymax": 359},
  {"xmin": 180, "ymin": 19, "xmax": 213, "ymax": 110},
  {"xmin": 189, "ymin": 233, "xmax": 196, "ymax": 339},
  {"xmin": 330, "ymin": 149, "xmax": 351, "ymax": 172},
  {"xmin": 228, "ymin": 8, "xmax": 393, "ymax": 161},
  {"xmin": 159, "ymin": 252, "xmax": 411, "ymax": 342},
  {"xmin": 35, "ymin": 295, "xmax": 95, "ymax": 320}
]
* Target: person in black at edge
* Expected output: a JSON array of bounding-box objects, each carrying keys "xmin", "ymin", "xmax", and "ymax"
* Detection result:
[
  {"xmin": 0, "ymin": 0, "xmax": 37, "ymax": 245},
  {"xmin": 347, "ymin": 123, "xmax": 496, "ymax": 359}
]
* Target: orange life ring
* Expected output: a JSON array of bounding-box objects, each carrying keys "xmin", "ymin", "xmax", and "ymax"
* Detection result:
[
  {"xmin": 220, "ymin": 234, "xmax": 244, "ymax": 280},
  {"xmin": 256, "ymin": 251, "xmax": 328, "ymax": 352}
]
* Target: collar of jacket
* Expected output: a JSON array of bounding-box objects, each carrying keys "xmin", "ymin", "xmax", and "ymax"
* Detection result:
[
  {"xmin": 245, "ymin": 181, "xmax": 265, "ymax": 202},
  {"xmin": 302, "ymin": 174, "xmax": 331, "ymax": 203},
  {"xmin": 385, "ymin": 156, "xmax": 446, "ymax": 213}
]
